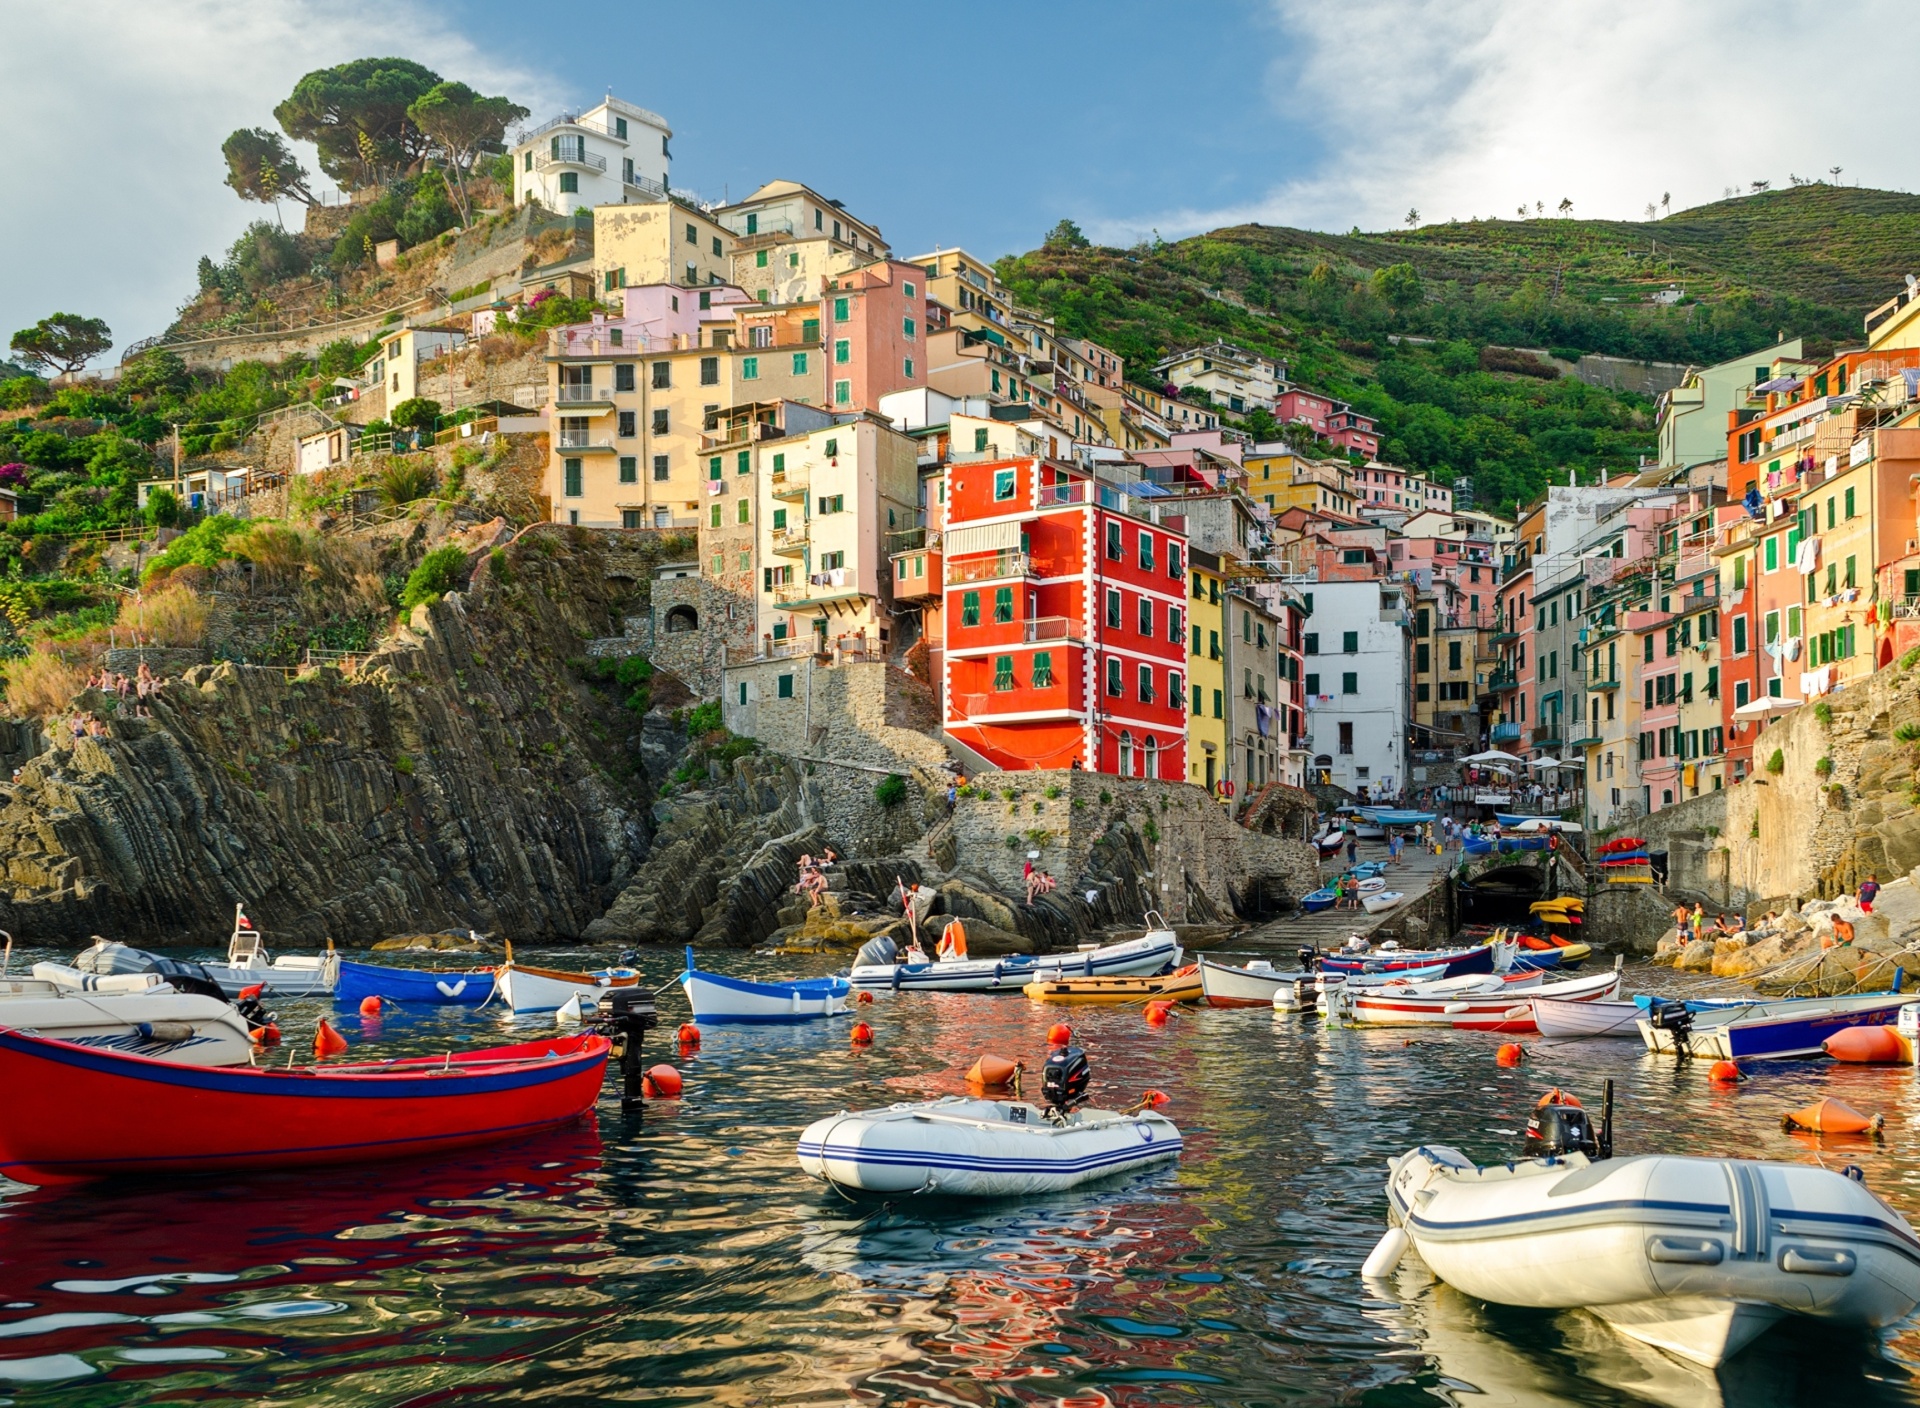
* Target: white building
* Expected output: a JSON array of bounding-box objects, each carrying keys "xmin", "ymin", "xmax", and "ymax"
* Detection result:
[
  {"xmin": 510, "ymin": 97, "xmax": 672, "ymax": 212},
  {"xmin": 1300, "ymin": 579, "xmax": 1412, "ymax": 799},
  {"xmin": 1153, "ymin": 341, "xmax": 1285, "ymax": 415}
]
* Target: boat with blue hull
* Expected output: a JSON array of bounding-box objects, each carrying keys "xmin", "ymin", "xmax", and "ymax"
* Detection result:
[
  {"xmin": 1299, "ymin": 888, "xmax": 1338, "ymax": 914},
  {"xmin": 1639, "ymin": 991, "xmax": 1913, "ymax": 1060},
  {"xmin": 682, "ymin": 948, "xmax": 851, "ymax": 1023},
  {"xmin": 1319, "ymin": 942, "xmax": 1499, "ymax": 979},
  {"xmin": 336, "ymin": 959, "xmax": 497, "ymax": 1007}
]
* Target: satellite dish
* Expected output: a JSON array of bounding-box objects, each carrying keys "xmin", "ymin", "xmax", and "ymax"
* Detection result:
[{"xmin": 1907, "ymin": 273, "xmax": 1918, "ymax": 294}]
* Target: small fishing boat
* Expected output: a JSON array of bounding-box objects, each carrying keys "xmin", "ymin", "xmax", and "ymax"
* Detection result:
[
  {"xmin": 1299, "ymin": 887, "xmax": 1339, "ymax": 914},
  {"xmin": 1639, "ymin": 992, "xmax": 1913, "ymax": 1060},
  {"xmin": 0, "ymin": 1030, "xmax": 611, "ymax": 1185},
  {"xmin": 1343, "ymin": 969, "xmax": 1551, "ymax": 1027},
  {"xmin": 1462, "ymin": 836, "xmax": 1494, "ymax": 857},
  {"xmin": 1023, "ymin": 965, "xmax": 1202, "ymax": 1005},
  {"xmin": 1374, "ymin": 1142, "xmax": 1920, "ymax": 1366},
  {"xmin": 1449, "ymin": 964, "xmax": 1624, "ymax": 1032},
  {"xmin": 1353, "ymin": 876, "xmax": 1387, "ymax": 895},
  {"xmin": 682, "ymin": 947, "xmax": 850, "ymax": 1023},
  {"xmin": 199, "ymin": 905, "xmax": 340, "ymax": 999},
  {"xmin": 1333, "ymin": 808, "xmax": 1387, "ymax": 840},
  {"xmin": 1318, "ymin": 940, "xmax": 1502, "ymax": 979},
  {"xmin": 1197, "ymin": 957, "xmax": 1312, "ymax": 1009},
  {"xmin": 497, "ymin": 946, "xmax": 641, "ymax": 1015},
  {"xmin": 336, "ymin": 959, "xmax": 497, "ymax": 1008},
  {"xmin": 1361, "ymin": 890, "xmax": 1405, "ymax": 914},
  {"xmin": 1314, "ymin": 830, "xmax": 1347, "ymax": 859},
  {"xmin": 0, "ymin": 965, "xmax": 258, "ymax": 1066},
  {"xmin": 796, "ymin": 1045, "xmax": 1179, "ymax": 1195},
  {"xmin": 1534, "ymin": 994, "xmax": 1754, "ymax": 1040},
  {"xmin": 847, "ymin": 929, "xmax": 1180, "ymax": 993}
]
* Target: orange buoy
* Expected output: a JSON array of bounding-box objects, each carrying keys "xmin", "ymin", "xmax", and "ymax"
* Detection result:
[
  {"xmin": 850, "ymin": 1021, "xmax": 874, "ymax": 1045},
  {"xmin": 1824, "ymin": 1025, "xmax": 1908, "ymax": 1064},
  {"xmin": 966, "ymin": 1054, "xmax": 1022, "ymax": 1089},
  {"xmin": 856, "ymin": 990, "xmax": 875, "ymax": 1004},
  {"xmin": 1535, "ymin": 1087, "xmax": 1582, "ymax": 1108},
  {"xmin": 1145, "ymin": 1001, "xmax": 1170, "ymax": 1027},
  {"xmin": 642, "ymin": 1063, "xmax": 683, "ymax": 1099},
  {"xmin": 675, "ymin": 1022, "xmax": 701, "ymax": 1048},
  {"xmin": 1495, "ymin": 1043, "xmax": 1525, "ymax": 1067},
  {"xmin": 312, "ymin": 1019, "xmax": 349, "ymax": 1058},
  {"xmin": 1046, "ymin": 1023, "xmax": 1072, "ymax": 1047},
  {"xmin": 358, "ymin": 996, "xmax": 383, "ymax": 1016},
  {"xmin": 1140, "ymin": 1089, "xmax": 1172, "ymax": 1109},
  {"xmin": 1783, "ymin": 1097, "xmax": 1884, "ymax": 1135},
  {"xmin": 250, "ymin": 1023, "xmax": 281, "ymax": 1047},
  {"xmin": 1708, "ymin": 1060, "xmax": 1743, "ymax": 1084}
]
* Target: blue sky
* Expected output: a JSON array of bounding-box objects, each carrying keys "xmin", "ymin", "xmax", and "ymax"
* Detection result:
[{"xmin": 4, "ymin": 0, "xmax": 1918, "ymax": 365}]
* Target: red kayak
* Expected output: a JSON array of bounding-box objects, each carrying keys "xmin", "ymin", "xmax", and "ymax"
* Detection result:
[{"xmin": 0, "ymin": 1028, "xmax": 610, "ymax": 1185}]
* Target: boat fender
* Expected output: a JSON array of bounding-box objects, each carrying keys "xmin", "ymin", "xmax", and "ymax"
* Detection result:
[
  {"xmin": 1361, "ymin": 1226, "xmax": 1409, "ymax": 1280},
  {"xmin": 555, "ymin": 994, "xmax": 584, "ymax": 1025},
  {"xmin": 1708, "ymin": 1060, "xmax": 1743, "ymax": 1084},
  {"xmin": 641, "ymin": 1063, "xmax": 683, "ymax": 1099},
  {"xmin": 135, "ymin": 1021, "xmax": 195, "ymax": 1044},
  {"xmin": 1783, "ymin": 1097, "xmax": 1884, "ymax": 1135},
  {"xmin": 312, "ymin": 1019, "xmax": 349, "ymax": 1058},
  {"xmin": 966, "ymin": 1054, "xmax": 1022, "ymax": 1090},
  {"xmin": 1047, "ymin": 1023, "xmax": 1073, "ymax": 1047},
  {"xmin": 675, "ymin": 1022, "xmax": 701, "ymax": 1049},
  {"xmin": 1823, "ymin": 1025, "xmax": 1908, "ymax": 1064},
  {"xmin": 1127, "ymin": 1089, "xmax": 1172, "ymax": 1113},
  {"xmin": 239, "ymin": 983, "xmax": 265, "ymax": 1001},
  {"xmin": 850, "ymin": 1021, "xmax": 874, "ymax": 1046},
  {"xmin": 890, "ymin": 966, "xmax": 902, "ymax": 992},
  {"xmin": 1495, "ymin": 1043, "xmax": 1525, "ymax": 1067},
  {"xmin": 359, "ymin": 996, "xmax": 383, "ymax": 1016}
]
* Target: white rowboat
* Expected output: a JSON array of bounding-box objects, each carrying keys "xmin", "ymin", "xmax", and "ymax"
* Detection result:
[
  {"xmin": 1361, "ymin": 890, "xmax": 1405, "ymax": 914},
  {"xmin": 497, "ymin": 958, "xmax": 640, "ymax": 1014},
  {"xmin": 848, "ymin": 931, "xmax": 1181, "ymax": 993},
  {"xmin": 683, "ymin": 947, "xmax": 849, "ymax": 1023},
  {"xmin": 797, "ymin": 1096, "xmax": 1180, "ymax": 1196},
  {"xmin": 1198, "ymin": 957, "xmax": 1312, "ymax": 1009}
]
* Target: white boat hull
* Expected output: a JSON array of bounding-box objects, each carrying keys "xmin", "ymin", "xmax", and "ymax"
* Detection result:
[
  {"xmin": 683, "ymin": 970, "xmax": 849, "ymax": 1023},
  {"xmin": 1533, "ymin": 996, "xmax": 1645, "ymax": 1038},
  {"xmin": 1386, "ymin": 1146, "xmax": 1920, "ymax": 1366},
  {"xmin": 1361, "ymin": 890, "xmax": 1404, "ymax": 914},
  {"xmin": 1199, "ymin": 958, "xmax": 1311, "ymax": 1008},
  {"xmin": 1637, "ymin": 992, "xmax": 1911, "ymax": 1059},
  {"xmin": 498, "ymin": 967, "xmax": 632, "ymax": 1014},
  {"xmin": 0, "ymin": 975, "xmax": 255, "ymax": 1066},
  {"xmin": 1349, "ymin": 971, "xmax": 1546, "ymax": 1027},
  {"xmin": 849, "ymin": 933, "xmax": 1180, "ymax": 993},
  {"xmin": 209, "ymin": 956, "xmax": 338, "ymax": 999},
  {"xmin": 797, "ymin": 1097, "xmax": 1180, "ymax": 1196}
]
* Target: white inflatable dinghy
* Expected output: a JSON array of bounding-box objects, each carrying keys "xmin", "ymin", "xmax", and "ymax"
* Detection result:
[{"xmin": 1372, "ymin": 1144, "xmax": 1920, "ymax": 1366}]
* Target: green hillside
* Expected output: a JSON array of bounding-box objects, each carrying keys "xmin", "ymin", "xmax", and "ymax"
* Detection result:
[{"xmin": 999, "ymin": 185, "xmax": 1920, "ymax": 513}]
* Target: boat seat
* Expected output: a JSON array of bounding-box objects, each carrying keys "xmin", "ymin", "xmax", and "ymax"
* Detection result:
[{"xmin": 30, "ymin": 963, "xmax": 167, "ymax": 994}]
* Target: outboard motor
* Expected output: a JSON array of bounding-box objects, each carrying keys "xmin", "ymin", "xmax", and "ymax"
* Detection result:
[
  {"xmin": 1525, "ymin": 1079, "xmax": 1614, "ymax": 1160},
  {"xmin": 1297, "ymin": 945, "xmax": 1318, "ymax": 973},
  {"xmin": 1042, "ymin": 1044, "xmax": 1091, "ymax": 1118},
  {"xmin": 1646, "ymin": 998, "xmax": 1694, "ymax": 1057},
  {"xmin": 593, "ymin": 985, "xmax": 660, "ymax": 1115}
]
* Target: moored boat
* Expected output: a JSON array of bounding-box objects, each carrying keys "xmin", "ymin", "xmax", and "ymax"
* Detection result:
[
  {"xmin": 1318, "ymin": 939, "xmax": 1503, "ymax": 979},
  {"xmin": 0, "ymin": 964, "xmax": 258, "ymax": 1066},
  {"xmin": 498, "ymin": 947, "xmax": 641, "ymax": 1015},
  {"xmin": 1298, "ymin": 887, "xmax": 1338, "ymax": 914},
  {"xmin": 0, "ymin": 1029, "xmax": 611, "ymax": 1184},
  {"xmin": 1198, "ymin": 957, "xmax": 1311, "ymax": 1009},
  {"xmin": 336, "ymin": 958, "xmax": 497, "ymax": 1008},
  {"xmin": 1638, "ymin": 992, "xmax": 1912, "ymax": 1060},
  {"xmin": 1343, "ymin": 969, "xmax": 1549, "ymax": 1027},
  {"xmin": 1449, "ymin": 964, "xmax": 1624, "ymax": 1032},
  {"xmin": 1023, "ymin": 965, "xmax": 1202, "ymax": 1005},
  {"xmin": 1376, "ymin": 1142, "xmax": 1920, "ymax": 1366},
  {"xmin": 206, "ymin": 904, "xmax": 341, "ymax": 999},
  {"xmin": 847, "ymin": 930, "xmax": 1180, "ymax": 993},
  {"xmin": 1361, "ymin": 890, "xmax": 1405, "ymax": 915},
  {"xmin": 683, "ymin": 947, "xmax": 850, "ymax": 1023}
]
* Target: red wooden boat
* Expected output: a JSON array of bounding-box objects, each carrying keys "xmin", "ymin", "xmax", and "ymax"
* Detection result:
[{"xmin": 0, "ymin": 1028, "xmax": 610, "ymax": 1185}]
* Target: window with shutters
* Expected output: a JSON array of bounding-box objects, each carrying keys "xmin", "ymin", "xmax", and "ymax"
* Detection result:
[
  {"xmin": 1139, "ymin": 533, "xmax": 1154, "ymax": 572},
  {"xmin": 1106, "ymin": 589, "xmax": 1121, "ymax": 629},
  {"xmin": 700, "ymin": 357, "xmax": 719, "ymax": 385},
  {"xmin": 833, "ymin": 297, "xmax": 849, "ymax": 320},
  {"xmin": 994, "ymin": 587, "xmax": 1013, "ymax": 623},
  {"xmin": 791, "ymin": 352, "xmax": 808, "ymax": 375},
  {"xmin": 1138, "ymin": 664, "xmax": 1154, "ymax": 702},
  {"xmin": 961, "ymin": 592, "xmax": 980, "ymax": 626},
  {"xmin": 1106, "ymin": 657, "xmax": 1122, "ymax": 695},
  {"xmin": 1138, "ymin": 598, "xmax": 1153, "ymax": 635},
  {"xmin": 615, "ymin": 364, "xmax": 635, "ymax": 392},
  {"xmin": 1342, "ymin": 630, "xmax": 1358, "ymax": 653},
  {"xmin": 618, "ymin": 456, "xmax": 637, "ymax": 483},
  {"xmin": 652, "ymin": 454, "xmax": 669, "ymax": 481},
  {"xmin": 736, "ymin": 499, "xmax": 750, "ymax": 525},
  {"xmin": 618, "ymin": 411, "xmax": 636, "ymax": 437},
  {"xmin": 1031, "ymin": 652, "xmax": 1053, "ymax": 688},
  {"xmin": 1106, "ymin": 521, "xmax": 1121, "ymax": 559},
  {"xmin": 993, "ymin": 656, "xmax": 1016, "ymax": 691},
  {"xmin": 1169, "ymin": 605, "xmax": 1183, "ymax": 643},
  {"xmin": 741, "ymin": 356, "xmax": 758, "ymax": 381},
  {"xmin": 563, "ymin": 459, "xmax": 582, "ymax": 496},
  {"xmin": 1342, "ymin": 671, "xmax": 1358, "ymax": 694}
]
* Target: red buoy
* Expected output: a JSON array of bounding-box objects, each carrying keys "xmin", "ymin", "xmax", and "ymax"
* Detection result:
[
  {"xmin": 312, "ymin": 1019, "xmax": 349, "ymax": 1058},
  {"xmin": 1709, "ymin": 1060, "xmax": 1744, "ymax": 1085},
  {"xmin": 1047, "ymin": 1023, "xmax": 1073, "ymax": 1047},
  {"xmin": 1141, "ymin": 1089, "xmax": 1172, "ymax": 1109},
  {"xmin": 676, "ymin": 1022, "xmax": 701, "ymax": 1048},
  {"xmin": 1145, "ymin": 1001, "xmax": 1170, "ymax": 1027},
  {"xmin": 250, "ymin": 1023, "xmax": 281, "ymax": 1047},
  {"xmin": 1495, "ymin": 1043, "xmax": 1525, "ymax": 1067},
  {"xmin": 643, "ymin": 1063, "xmax": 683, "ymax": 1099},
  {"xmin": 856, "ymin": 990, "xmax": 875, "ymax": 1004},
  {"xmin": 358, "ymin": 996, "xmax": 383, "ymax": 1016},
  {"xmin": 851, "ymin": 1021, "xmax": 874, "ymax": 1045}
]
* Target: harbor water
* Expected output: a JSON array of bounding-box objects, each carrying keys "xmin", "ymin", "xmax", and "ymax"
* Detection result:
[{"xmin": 4, "ymin": 947, "xmax": 1920, "ymax": 1405}]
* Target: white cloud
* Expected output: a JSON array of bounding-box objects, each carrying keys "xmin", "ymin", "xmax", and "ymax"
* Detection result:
[
  {"xmin": 1094, "ymin": 0, "xmax": 1919, "ymax": 246},
  {"xmin": 0, "ymin": 0, "xmax": 557, "ymax": 366}
]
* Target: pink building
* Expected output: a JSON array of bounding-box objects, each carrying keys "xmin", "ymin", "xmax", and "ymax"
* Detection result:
[{"xmin": 822, "ymin": 261, "xmax": 926, "ymax": 413}]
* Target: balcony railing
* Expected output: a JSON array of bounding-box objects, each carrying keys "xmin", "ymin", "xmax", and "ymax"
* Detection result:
[
  {"xmin": 624, "ymin": 173, "xmax": 666, "ymax": 198},
  {"xmin": 769, "ymin": 471, "xmax": 808, "ymax": 501},
  {"xmin": 1490, "ymin": 721, "xmax": 1521, "ymax": 743},
  {"xmin": 770, "ymin": 526, "xmax": 809, "ymax": 555},
  {"xmin": 1487, "ymin": 668, "xmax": 1517, "ymax": 690},
  {"xmin": 1531, "ymin": 724, "xmax": 1564, "ymax": 747},
  {"xmin": 1589, "ymin": 673, "xmax": 1621, "ymax": 691},
  {"xmin": 556, "ymin": 387, "xmax": 611, "ymax": 404},
  {"xmin": 537, "ymin": 151, "xmax": 608, "ymax": 174},
  {"xmin": 556, "ymin": 432, "xmax": 614, "ymax": 451},
  {"xmin": 1037, "ymin": 481, "xmax": 1088, "ymax": 507},
  {"xmin": 773, "ymin": 579, "xmax": 865, "ymax": 607},
  {"xmin": 524, "ymin": 114, "xmax": 627, "ymax": 144},
  {"xmin": 945, "ymin": 551, "xmax": 1034, "ymax": 585},
  {"xmin": 1024, "ymin": 616, "xmax": 1083, "ymax": 644}
]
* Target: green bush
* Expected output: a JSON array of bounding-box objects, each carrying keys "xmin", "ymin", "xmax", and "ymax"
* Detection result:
[
  {"xmin": 393, "ymin": 753, "xmax": 414, "ymax": 776},
  {"xmin": 375, "ymin": 459, "xmax": 435, "ymax": 506},
  {"xmin": 1896, "ymin": 722, "xmax": 1920, "ymax": 743},
  {"xmin": 487, "ymin": 546, "xmax": 510, "ymax": 585},
  {"xmin": 144, "ymin": 486, "xmax": 181, "ymax": 527},
  {"xmin": 1142, "ymin": 817, "xmax": 1160, "ymax": 845},
  {"xmin": 1765, "ymin": 748, "xmax": 1785, "ymax": 774},
  {"xmin": 389, "ymin": 397, "xmax": 442, "ymax": 432},
  {"xmin": 141, "ymin": 514, "xmax": 247, "ymax": 583},
  {"xmin": 1812, "ymin": 701, "xmax": 1833, "ymax": 726},
  {"xmin": 685, "ymin": 700, "xmax": 723, "ymax": 738},
  {"xmin": 875, "ymin": 773, "xmax": 908, "ymax": 808},
  {"xmin": 1814, "ymin": 756, "xmax": 1834, "ymax": 777},
  {"xmin": 399, "ymin": 545, "xmax": 468, "ymax": 611},
  {"xmin": 1902, "ymin": 647, "xmax": 1920, "ymax": 671}
]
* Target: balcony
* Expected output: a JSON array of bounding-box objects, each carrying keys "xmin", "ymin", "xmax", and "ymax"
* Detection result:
[
  {"xmin": 1589, "ymin": 673, "xmax": 1621, "ymax": 691},
  {"xmin": 1037, "ymin": 481, "xmax": 1089, "ymax": 507},
  {"xmin": 1487, "ymin": 668, "xmax": 1517, "ymax": 691},
  {"xmin": 1531, "ymin": 724, "xmax": 1564, "ymax": 748},
  {"xmin": 1491, "ymin": 721, "xmax": 1522, "ymax": 743},
  {"xmin": 624, "ymin": 173, "xmax": 666, "ymax": 199},
  {"xmin": 773, "ymin": 579, "xmax": 866, "ymax": 609},
  {"xmin": 950, "ymin": 690, "xmax": 1078, "ymax": 721},
  {"xmin": 537, "ymin": 150, "xmax": 608, "ymax": 174},
  {"xmin": 770, "ymin": 525, "xmax": 809, "ymax": 556},
  {"xmin": 1490, "ymin": 627, "xmax": 1519, "ymax": 644},
  {"xmin": 945, "ymin": 550, "xmax": 1035, "ymax": 586},
  {"xmin": 525, "ymin": 114, "xmax": 628, "ymax": 144},
  {"xmin": 1022, "ymin": 616, "xmax": 1084, "ymax": 644},
  {"xmin": 555, "ymin": 387, "xmax": 614, "ymax": 408},
  {"xmin": 769, "ymin": 470, "xmax": 809, "ymax": 501},
  {"xmin": 1569, "ymin": 735, "xmax": 1603, "ymax": 750},
  {"xmin": 555, "ymin": 432, "xmax": 615, "ymax": 452}
]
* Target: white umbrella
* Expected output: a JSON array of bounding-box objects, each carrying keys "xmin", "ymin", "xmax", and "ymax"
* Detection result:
[{"xmin": 1464, "ymin": 749, "xmax": 1525, "ymax": 765}]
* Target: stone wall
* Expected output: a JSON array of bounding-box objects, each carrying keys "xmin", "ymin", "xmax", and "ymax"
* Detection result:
[
  {"xmin": 649, "ymin": 578, "xmax": 755, "ymax": 697},
  {"xmin": 948, "ymin": 770, "xmax": 1320, "ymax": 922}
]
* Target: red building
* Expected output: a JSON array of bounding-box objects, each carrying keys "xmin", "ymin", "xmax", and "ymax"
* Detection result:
[
  {"xmin": 942, "ymin": 458, "xmax": 1188, "ymax": 777},
  {"xmin": 1273, "ymin": 388, "xmax": 1379, "ymax": 458}
]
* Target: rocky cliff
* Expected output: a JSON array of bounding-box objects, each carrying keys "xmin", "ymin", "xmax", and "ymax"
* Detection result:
[{"xmin": 0, "ymin": 526, "xmax": 663, "ymax": 944}]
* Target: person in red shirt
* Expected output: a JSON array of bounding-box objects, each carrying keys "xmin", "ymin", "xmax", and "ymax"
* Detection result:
[{"xmin": 1859, "ymin": 875, "xmax": 1880, "ymax": 913}]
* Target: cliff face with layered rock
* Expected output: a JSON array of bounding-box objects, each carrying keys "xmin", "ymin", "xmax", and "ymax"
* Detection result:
[{"xmin": 0, "ymin": 526, "xmax": 663, "ymax": 944}]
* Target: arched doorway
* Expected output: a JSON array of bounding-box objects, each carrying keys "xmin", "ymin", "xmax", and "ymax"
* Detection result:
[
  {"xmin": 1143, "ymin": 735, "xmax": 1158, "ymax": 780},
  {"xmin": 1118, "ymin": 730, "xmax": 1132, "ymax": 777},
  {"xmin": 664, "ymin": 605, "xmax": 698, "ymax": 634}
]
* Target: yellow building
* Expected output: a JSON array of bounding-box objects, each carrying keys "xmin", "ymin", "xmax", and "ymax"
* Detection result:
[
  {"xmin": 1243, "ymin": 447, "xmax": 1356, "ymax": 518},
  {"xmin": 593, "ymin": 199, "xmax": 734, "ymax": 295},
  {"xmin": 912, "ymin": 248, "xmax": 1014, "ymax": 332},
  {"xmin": 1186, "ymin": 547, "xmax": 1229, "ymax": 795}
]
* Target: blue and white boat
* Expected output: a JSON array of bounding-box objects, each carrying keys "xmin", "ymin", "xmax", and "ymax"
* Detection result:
[
  {"xmin": 1299, "ymin": 887, "xmax": 1339, "ymax": 914},
  {"xmin": 1638, "ymin": 992, "xmax": 1912, "ymax": 1060},
  {"xmin": 1361, "ymin": 809, "xmax": 1437, "ymax": 826},
  {"xmin": 336, "ymin": 958, "xmax": 496, "ymax": 1007},
  {"xmin": 847, "ymin": 931, "xmax": 1180, "ymax": 993},
  {"xmin": 682, "ymin": 947, "xmax": 850, "ymax": 1023}
]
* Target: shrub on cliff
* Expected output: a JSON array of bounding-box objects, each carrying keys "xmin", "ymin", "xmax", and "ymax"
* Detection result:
[
  {"xmin": 117, "ymin": 588, "xmax": 207, "ymax": 648},
  {"xmin": 874, "ymin": 773, "xmax": 908, "ymax": 808},
  {"xmin": 2, "ymin": 647, "xmax": 86, "ymax": 718},
  {"xmin": 399, "ymin": 545, "xmax": 469, "ymax": 612},
  {"xmin": 141, "ymin": 515, "xmax": 247, "ymax": 586}
]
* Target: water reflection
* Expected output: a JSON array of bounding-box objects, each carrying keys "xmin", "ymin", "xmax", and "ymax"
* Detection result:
[{"xmin": 1, "ymin": 948, "xmax": 1919, "ymax": 1403}]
